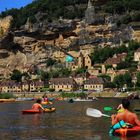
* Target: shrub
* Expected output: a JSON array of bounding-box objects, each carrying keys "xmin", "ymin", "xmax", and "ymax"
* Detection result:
[{"xmin": 0, "ymin": 93, "xmax": 16, "ymax": 99}]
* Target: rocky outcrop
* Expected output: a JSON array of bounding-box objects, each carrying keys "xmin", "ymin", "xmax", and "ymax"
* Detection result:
[
  {"xmin": 0, "ymin": 16, "xmax": 13, "ymax": 37},
  {"xmin": 14, "ymin": 36, "xmax": 36, "ymax": 45}
]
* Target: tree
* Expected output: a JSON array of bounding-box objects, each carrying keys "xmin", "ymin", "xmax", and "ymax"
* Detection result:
[
  {"xmin": 11, "ymin": 69, "xmax": 22, "ymax": 82},
  {"xmin": 46, "ymin": 58, "xmax": 57, "ymax": 67},
  {"xmin": 113, "ymin": 72, "xmax": 132, "ymax": 88},
  {"xmin": 123, "ymin": 72, "xmax": 132, "ymax": 87},
  {"xmin": 113, "ymin": 74, "xmax": 124, "ymax": 88},
  {"xmin": 136, "ymin": 72, "xmax": 140, "ymax": 87}
]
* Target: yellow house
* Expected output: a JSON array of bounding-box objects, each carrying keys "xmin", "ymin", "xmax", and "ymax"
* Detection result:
[
  {"xmin": 66, "ymin": 51, "xmax": 92, "ymax": 71},
  {"xmin": 0, "ymin": 81, "xmax": 22, "ymax": 93},
  {"xmin": 84, "ymin": 54, "xmax": 92, "ymax": 69},
  {"xmin": 84, "ymin": 77, "xmax": 104, "ymax": 91},
  {"xmin": 22, "ymin": 81, "xmax": 30, "ymax": 92},
  {"xmin": 29, "ymin": 81, "xmax": 44, "ymax": 92},
  {"xmin": 49, "ymin": 78, "xmax": 77, "ymax": 92}
]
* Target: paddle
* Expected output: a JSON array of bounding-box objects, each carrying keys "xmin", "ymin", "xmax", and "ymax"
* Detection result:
[
  {"xmin": 104, "ymin": 106, "xmax": 140, "ymax": 114},
  {"xmin": 86, "ymin": 108, "xmax": 110, "ymax": 118},
  {"xmin": 104, "ymin": 106, "xmax": 117, "ymax": 111}
]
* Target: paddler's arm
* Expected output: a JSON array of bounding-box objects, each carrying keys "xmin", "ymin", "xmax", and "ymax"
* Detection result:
[
  {"xmin": 134, "ymin": 114, "xmax": 140, "ymax": 126},
  {"xmin": 39, "ymin": 104, "xmax": 45, "ymax": 111}
]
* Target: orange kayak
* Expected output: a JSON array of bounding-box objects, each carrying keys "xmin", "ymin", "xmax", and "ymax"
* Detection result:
[
  {"xmin": 114, "ymin": 126, "xmax": 140, "ymax": 136},
  {"xmin": 22, "ymin": 108, "xmax": 56, "ymax": 114},
  {"xmin": 22, "ymin": 109, "xmax": 41, "ymax": 114}
]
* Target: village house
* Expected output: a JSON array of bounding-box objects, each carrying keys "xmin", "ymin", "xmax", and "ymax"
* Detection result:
[
  {"xmin": 29, "ymin": 81, "xmax": 44, "ymax": 92},
  {"xmin": 0, "ymin": 80, "xmax": 44, "ymax": 93},
  {"xmin": 134, "ymin": 48, "xmax": 140, "ymax": 62},
  {"xmin": 84, "ymin": 77, "xmax": 104, "ymax": 91},
  {"xmin": 73, "ymin": 72, "xmax": 90, "ymax": 88},
  {"xmin": 52, "ymin": 51, "xmax": 65, "ymax": 62},
  {"xmin": 22, "ymin": 81, "xmax": 30, "ymax": 92},
  {"xmin": 104, "ymin": 53, "xmax": 127, "ymax": 69},
  {"xmin": 66, "ymin": 51, "xmax": 92, "ymax": 71},
  {"xmin": 49, "ymin": 78, "xmax": 78, "ymax": 92},
  {"xmin": 0, "ymin": 81, "xmax": 22, "ymax": 93}
]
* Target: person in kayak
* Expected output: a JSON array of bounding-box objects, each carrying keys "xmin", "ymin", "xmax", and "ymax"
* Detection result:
[
  {"xmin": 32, "ymin": 98, "xmax": 45, "ymax": 111},
  {"xmin": 111, "ymin": 98, "xmax": 140, "ymax": 126},
  {"xmin": 116, "ymin": 103, "xmax": 124, "ymax": 113}
]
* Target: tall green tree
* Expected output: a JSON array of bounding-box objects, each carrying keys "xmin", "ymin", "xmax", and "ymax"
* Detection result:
[{"xmin": 11, "ymin": 69, "xmax": 22, "ymax": 82}]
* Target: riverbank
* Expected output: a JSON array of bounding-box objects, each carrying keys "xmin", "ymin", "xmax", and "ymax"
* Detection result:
[{"xmin": 12, "ymin": 91, "xmax": 131, "ymax": 99}]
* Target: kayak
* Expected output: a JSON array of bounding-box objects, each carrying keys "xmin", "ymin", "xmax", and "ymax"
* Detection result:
[
  {"xmin": 44, "ymin": 107, "xmax": 56, "ymax": 113},
  {"xmin": 22, "ymin": 108, "xmax": 56, "ymax": 114},
  {"xmin": 114, "ymin": 126, "xmax": 140, "ymax": 136},
  {"xmin": 42, "ymin": 101, "xmax": 53, "ymax": 105},
  {"xmin": 22, "ymin": 109, "xmax": 41, "ymax": 114}
]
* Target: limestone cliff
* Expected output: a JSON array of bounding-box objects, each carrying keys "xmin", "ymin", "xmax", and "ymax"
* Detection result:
[{"xmin": 0, "ymin": 16, "xmax": 13, "ymax": 38}]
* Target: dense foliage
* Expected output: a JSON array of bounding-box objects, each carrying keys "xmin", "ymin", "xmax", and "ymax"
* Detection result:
[
  {"xmin": 91, "ymin": 41, "xmax": 140, "ymax": 65},
  {"xmin": 0, "ymin": 0, "xmax": 140, "ymax": 28},
  {"xmin": 0, "ymin": 0, "xmax": 88, "ymax": 28}
]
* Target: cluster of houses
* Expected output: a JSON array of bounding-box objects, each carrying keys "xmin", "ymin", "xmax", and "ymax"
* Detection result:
[
  {"xmin": 0, "ymin": 75, "xmax": 104, "ymax": 93},
  {"xmin": 1, "ymin": 47, "xmax": 140, "ymax": 93}
]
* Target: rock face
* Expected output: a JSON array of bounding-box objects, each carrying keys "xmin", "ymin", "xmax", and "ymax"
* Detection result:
[
  {"xmin": 0, "ymin": 1, "xmax": 136, "ymax": 79},
  {"xmin": 85, "ymin": 0, "xmax": 96, "ymax": 24},
  {"xmin": 0, "ymin": 16, "xmax": 13, "ymax": 37}
]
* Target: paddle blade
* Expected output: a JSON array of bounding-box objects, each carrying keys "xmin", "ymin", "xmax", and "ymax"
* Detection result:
[
  {"xmin": 86, "ymin": 108, "xmax": 102, "ymax": 117},
  {"xmin": 104, "ymin": 107, "xmax": 113, "ymax": 111}
]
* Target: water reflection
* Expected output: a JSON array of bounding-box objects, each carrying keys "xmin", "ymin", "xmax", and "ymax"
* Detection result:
[{"xmin": 32, "ymin": 114, "xmax": 41, "ymax": 125}]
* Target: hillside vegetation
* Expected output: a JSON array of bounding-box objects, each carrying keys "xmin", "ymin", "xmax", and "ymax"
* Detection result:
[{"xmin": 0, "ymin": 0, "xmax": 140, "ymax": 29}]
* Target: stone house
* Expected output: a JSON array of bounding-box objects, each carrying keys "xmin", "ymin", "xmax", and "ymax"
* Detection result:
[
  {"xmin": 104, "ymin": 53, "xmax": 127, "ymax": 69},
  {"xmin": 22, "ymin": 81, "xmax": 30, "ymax": 92},
  {"xmin": 29, "ymin": 81, "xmax": 44, "ymax": 92},
  {"xmin": 73, "ymin": 73, "xmax": 90, "ymax": 87},
  {"xmin": 84, "ymin": 77, "xmax": 104, "ymax": 91},
  {"xmin": 0, "ymin": 81, "xmax": 22, "ymax": 93},
  {"xmin": 134, "ymin": 48, "xmax": 140, "ymax": 62},
  {"xmin": 66, "ymin": 51, "xmax": 92, "ymax": 71},
  {"xmin": 52, "ymin": 51, "xmax": 65, "ymax": 62},
  {"xmin": 49, "ymin": 78, "xmax": 77, "ymax": 92}
]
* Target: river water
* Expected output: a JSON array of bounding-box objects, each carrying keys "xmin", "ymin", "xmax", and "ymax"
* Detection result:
[{"xmin": 0, "ymin": 98, "xmax": 140, "ymax": 140}]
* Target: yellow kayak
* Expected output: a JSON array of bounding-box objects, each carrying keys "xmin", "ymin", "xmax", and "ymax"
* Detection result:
[
  {"xmin": 42, "ymin": 101, "xmax": 53, "ymax": 105},
  {"xmin": 44, "ymin": 108, "xmax": 56, "ymax": 113}
]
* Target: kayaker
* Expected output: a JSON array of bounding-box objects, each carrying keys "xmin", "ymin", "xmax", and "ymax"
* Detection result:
[
  {"xmin": 111, "ymin": 98, "xmax": 140, "ymax": 126},
  {"xmin": 42, "ymin": 95, "xmax": 49, "ymax": 102},
  {"xmin": 32, "ymin": 98, "xmax": 45, "ymax": 111}
]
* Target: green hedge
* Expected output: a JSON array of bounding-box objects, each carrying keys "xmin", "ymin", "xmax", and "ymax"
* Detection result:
[{"xmin": 0, "ymin": 93, "xmax": 16, "ymax": 99}]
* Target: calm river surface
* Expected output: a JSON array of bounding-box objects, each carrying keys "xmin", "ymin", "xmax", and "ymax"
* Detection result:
[{"xmin": 0, "ymin": 98, "xmax": 140, "ymax": 140}]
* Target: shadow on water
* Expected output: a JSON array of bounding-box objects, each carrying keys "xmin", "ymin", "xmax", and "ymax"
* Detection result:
[{"xmin": 0, "ymin": 99, "xmax": 139, "ymax": 140}]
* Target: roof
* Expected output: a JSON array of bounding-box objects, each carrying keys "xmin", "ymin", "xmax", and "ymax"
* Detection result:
[
  {"xmin": 105, "ymin": 53, "xmax": 127, "ymax": 65},
  {"xmin": 84, "ymin": 77, "xmax": 104, "ymax": 84},
  {"xmin": 105, "ymin": 57, "xmax": 122, "ymax": 65},
  {"xmin": 49, "ymin": 78, "xmax": 76, "ymax": 85},
  {"xmin": 0, "ymin": 81, "xmax": 22, "ymax": 87}
]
